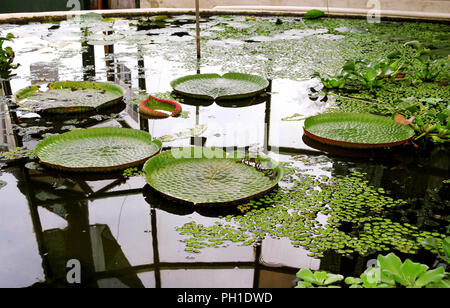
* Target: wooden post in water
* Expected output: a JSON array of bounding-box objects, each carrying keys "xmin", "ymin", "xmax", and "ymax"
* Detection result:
[{"xmin": 195, "ymin": 0, "xmax": 201, "ymax": 59}]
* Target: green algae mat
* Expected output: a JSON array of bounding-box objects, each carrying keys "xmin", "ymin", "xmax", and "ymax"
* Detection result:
[
  {"xmin": 143, "ymin": 147, "xmax": 283, "ymax": 206},
  {"xmin": 35, "ymin": 127, "xmax": 162, "ymax": 172},
  {"xmin": 304, "ymin": 113, "xmax": 415, "ymax": 148},
  {"xmin": 170, "ymin": 73, "xmax": 269, "ymax": 101},
  {"xmin": 14, "ymin": 81, "xmax": 125, "ymax": 114}
]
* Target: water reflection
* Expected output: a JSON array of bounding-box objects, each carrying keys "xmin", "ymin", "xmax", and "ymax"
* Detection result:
[{"xmin": 0, "ymin": 17, "xmax": 448, "ymax": 288}]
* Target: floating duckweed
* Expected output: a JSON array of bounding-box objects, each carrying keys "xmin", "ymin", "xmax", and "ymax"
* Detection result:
[
  {"xmin": 0, "ymin": 147, "xmax": 35, "ymax": 160},
  {"xmin": 122, "ymin": 167, "xmax": 143, "ymax": 177},
  {"xmin": 177, "ymin": 164, "xmax": 445, "ymax": 257}
]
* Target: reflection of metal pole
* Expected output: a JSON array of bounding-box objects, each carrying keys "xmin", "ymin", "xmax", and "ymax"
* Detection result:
[
  {"xmin": 82, "ymin": 28, "xmax": 96, "ymax": 81},
  {"xmin": 104, "ymin": 31, "xmax": 115, "ymax": 82},
  {"xmin": 195, "ymin": 0, "xmax": 201, "ymax": 59},
  {"xmin": 263, "ymin": 80, "xmax": 272, "ymax": 154},
  {"xmin": 137, "ymin": 45, "xmax": 146, "ymax": 92}
]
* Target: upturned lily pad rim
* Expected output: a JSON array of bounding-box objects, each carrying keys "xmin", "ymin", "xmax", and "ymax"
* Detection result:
[
  {"xmin": 303, "ymin": 112, "xmax": 415, "ymax": 149},
  {"xmin": 170, "ymin": 72, "xmax": 270, "ymax": 101},
  {"xmin": 143, "ymin": 147, "xmax": 283, "ymax": 207},
  {"xmin": 139, "ymin": 95, "xmax": 182, "ymax": 118},
  {"xmin": 35, "ymin": 127, "xmax": 162, "ymax": 173},
  {"xmin": 13, "ymin": 81, "xmax": 125, "ymax": 114}
]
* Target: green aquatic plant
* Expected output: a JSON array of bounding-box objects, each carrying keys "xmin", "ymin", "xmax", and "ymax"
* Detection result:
[
  {"xmin": 296, "ymin": 253, "xmax": 448, "ymax": 288},
  {"xmin": 394, "ymin": 97, "xmax": 450, "ymax": 144},
  {"xmin": 303, "ymin": 9, "xmax": 325, "ymax": 20},
  {"xmin": 0, "ymin": 147, "xmax": 35, "ymax": 160},
  {"xmin": 313, "ymin": 71, "xmax": 349, "ymax": 90},
  {"xmin": 295, "ymin": 269, "xmax": 343, "ymax": 288},
  {"xmin": 422, "ymin": 234, "xmax": 450, "ymax": 265},
  {"xmin": 122, "ymin": 167, "xmax": 143, "ymax": 178},
  {"xmin": 139, "ymin": 95, "xmax": 182, "ymax": 118},
  {"xmin": 0, "ymin": 180, "xmax": 6, "ymax": 190},
  {"xmin": 143, "ymin": 148, "xmax": 283, "ymax": 206},
  {"xmin": 14, "ymin": 81, "xmax": 125, "ymax": 114},
  {"xmin": 176, "ymin": 167, "xmax": 444, "ymax": 257},
  {"xmin": 347, "ymin": 253, "xmax": 448, "ymax": 288},
  {"xmin": 171, "ymin": 73, "xmax": 269, "ymax": 100},
  {"xmin": 404, "ymin": 40, "xmax": 449, "ymax": 84},
  {"xmin": 304, "ymin": 112, "xmax": 414, "ymax": 148},
  {"xmin": 34, "ymin": 127, "xmax": 162, "ymax": 172},
  {"xmin": 0, "ymin": 33, "xmax": 20, "ymax": 81}
]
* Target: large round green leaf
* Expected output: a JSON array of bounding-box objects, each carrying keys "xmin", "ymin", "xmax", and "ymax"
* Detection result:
[
  {"xmin": 143, "ymin": 147, "xmax": 283, "ymax": 206},
  {"xmin": 35, "ymin": 127, "xmax": 162, "ymax": 172},
  {"xmin": 304, "ymin": 113, "xmax": 415, "ymax": 148},
  {"xmin": 14, "ymin": 81, "xmax": 125, "ymax": 114},
  {"xmin": 170, "ymin": 73, "xmax": 269, "ymax": 101}
]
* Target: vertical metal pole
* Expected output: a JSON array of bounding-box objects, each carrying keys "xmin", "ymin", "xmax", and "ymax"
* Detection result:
[{"xmin": 195, "ymin": 0, "xmax": 201, "ymax": 59}]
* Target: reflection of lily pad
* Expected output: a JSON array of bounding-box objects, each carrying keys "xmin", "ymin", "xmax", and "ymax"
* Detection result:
[
  {"xmin": 35, "ymin": 127, "xmax": 162, "ymax": 172},
  {"xmin": 139, "ymin": 95, "xmax": 182, "ymax": 118},
  {"xmin": 171, "ymin": 73, "xmax": 269, "ymax": 101},
  {"xmin": 157, "ymin": 125, "xmax": 207, "ymax": 142},
  {"xmin": 14, "ymin": 81, "xmax": 125, "ymax": 114},
  {"xmin": 304, "ymin": 113, "xmax": 415, "ymax": 148},
  {"xmin": 143, "ymin": 147, "xmax": 283, "ymax": 206}
]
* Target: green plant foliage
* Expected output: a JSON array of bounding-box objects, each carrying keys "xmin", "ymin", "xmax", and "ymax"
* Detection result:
[
  {"xmin": 35, "ymin": 127, "xmax": 162, "ymax": 172},
  {"xmin": 347, "ymin": 253, "xmax": 447, "ymax": 288},
  {"xmin": 0, "ymin": 147, "xmax": 35, "ymax": 160},
  {"xmin": 304, "ymin": 112, "xmax": 414, "ymax": 147},
  {"xmin": 0, "ymin": 33, "xmax": 20, "ymax": 81},
  {"xmin": 14, "ymin": 81, "xmax": 125, "ymax": 114},
  {"xmin": 0, "ymin": 180, "xmax": 6, "ymax": 190},
  {"xmin": 122, "ymin": 167, "xmax": 143, "ymax": 178},
  {"xmin": 422, "ymin": 235, "xmax": 450, "ymax": 264},
  {"xmin": 143, "ymin": 148, "xmax": 283, "ymax": 206},
  {"xmin": 296, "ymin": 253, "xmax": 448, "ymax": 288},
  {"xmin": 303, "ymin": 10, "xmax": 325, "ymax": 20},
  {"xmin": 171, "ymin": 73, "xmax": 269, "ymax": 100},
  {"xmin": 176, "ymin": 166, "xmax": 444, "ymax": 257},
  {"xmin": 393, "ymin": 97, "xmax": 450, "ymax": 144}
]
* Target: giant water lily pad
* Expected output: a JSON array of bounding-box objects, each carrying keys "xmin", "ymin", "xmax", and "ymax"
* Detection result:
[
  {"xmin": 170, "ymin": 73, "xmax": 269, "ymax": 101},
  {"xmin": 143, "ymin": 147, "xmax": 283, "ymax": 206},
  {"xmin": 304, "ymin": 113, "xmax": 415, "ymax": 148},
  {"xmin": 35, "ymin": 127, "xmax": 162, "ymax": 172},
  {"xmin": 139, "ymin": 95, "xmax": 182, "ymax": 118},
  {"xmin": 14, "ymin": 81, "xmax": 125, "ymax": 114}
]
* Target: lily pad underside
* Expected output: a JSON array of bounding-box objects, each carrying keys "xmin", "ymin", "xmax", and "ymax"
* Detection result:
[
  {"xmin": 139, "ymin": 95, "xmax": 182, "ymax": 118},
  {"xmin": 170, "ymin": 73, "xmax": 269, "ymax": 101},
  {"xmin": 143, "ymin": 147, "xmax": 283, "ymax": 206},
  {"xmin": 14, "ymin": 81, "xmax": 125, "ymax": 114},
  {"xmin": 35, "ymin": 127, "xmax": 162, "ymax": 172},
  {"xmin": 304, "ymin": 112, "xmax": 415, "ymax": 149}
]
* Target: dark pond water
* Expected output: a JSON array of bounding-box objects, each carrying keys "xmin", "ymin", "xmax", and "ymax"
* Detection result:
[{"xmin": 0, "ymin": 14, "xmax": 448, "ymax": 288}]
